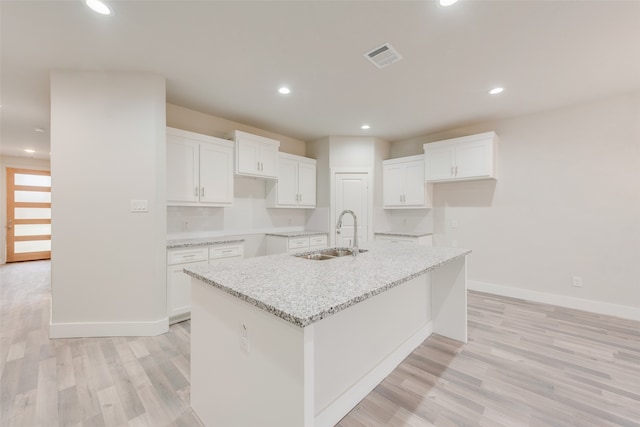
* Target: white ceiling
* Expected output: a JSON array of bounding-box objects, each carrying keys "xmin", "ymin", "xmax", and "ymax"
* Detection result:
[{"xmin": 2, "ymin": 0, "xmax": 640, "ymax": 160}]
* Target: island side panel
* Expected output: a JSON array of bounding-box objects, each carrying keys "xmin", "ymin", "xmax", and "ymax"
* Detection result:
[
  {"xmin": 431, "ymin": 255, "xmax": 468, "ymax": 343},
  {"xmin": 313, "ymin": 274, "xmax": 433, "ymax": 427},
  {"xmin": 190, "ymin": 278, "xmax": 308, "ymax": 427}
]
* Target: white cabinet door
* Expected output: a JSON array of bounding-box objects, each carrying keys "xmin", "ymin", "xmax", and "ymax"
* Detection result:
[
  {"xmin": 236, "ymin": 138, "xmax": 261, "ymax": 176},
  {"xmin": 266, "ymin": 153, "xmax": 316, "ymax": 208},
  {"xmin": 403, "ymin": 161, "xmax": 426, "ymax": 206},
  {"xmin": 199, "ymin": 142, "xmax": 233, "ymax": 205},
  {"xmin": 167, "ymin": 134, "xmax": 199, "ymax": 203},
  {"xmin": 455, "ymin": 139, "xmax": 493, "ymax": 179},
  {"xmin": 425, "ymin": 145, "xmax": 455, "ymax": 182},
  {"xmin": 424, "ymin": 132, "xmax": 498, "ymax": 182},
  {"xmin": 167, "ymin": 127, "xmax": 234, "ymax": 207},
  {"xmin": 297, "ymin": 160, "xmax": 316, "ymax": 207},
  {"xmin": 167, "ymin": 245, "xmax": 208, "ymax": 324},
  {"xmin": 168, "ymin": 262, "xmax": 206, "ymax": 322},
  {"xmin": 383, "ymin": 155, "xmax": 428, "ymax": 209},
  {"xmin": 258, "ymin": 143, "xmax": 279, "ymax": 179},
  {"xmin": 276, "ymin": 156, "xmax": 299, "ymax": 206},
  {"xmin": 383, "ymin": 163, "xmax": 404, "ymax": 207},
  {"xmin": 232, "ymin": 131, "xmax": 280, "ymax": 179}
]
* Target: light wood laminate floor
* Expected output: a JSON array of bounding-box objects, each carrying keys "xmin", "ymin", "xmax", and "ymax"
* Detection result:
[{"xmin": 1, "ymin": 260, "xmax": 639, "ymax": 426}]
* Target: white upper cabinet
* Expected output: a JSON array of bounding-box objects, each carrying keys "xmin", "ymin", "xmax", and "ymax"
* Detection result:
[
  {"xmin": 266, "ymin": 153, "xmax": 316, "ymax": 208},
  {"xmin": 167, "ymin": 127, "xmax": 234, "ymax": 207},
  {"xmin": 423, "ymin": 131, "xmax": 498, "ymax": 182},
  {"xmin": 229, "ymin": 130, "xmax": 280, "ymax": 179},
  {"xmin": 383, "ymin": 154, "xmax": 431, "ymax": 209}
]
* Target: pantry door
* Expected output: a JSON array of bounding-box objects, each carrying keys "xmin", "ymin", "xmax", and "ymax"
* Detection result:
[
  {"xmin": 333, "ymin": 172, "xmax": 369, "ymax": 247},
  {"xmin": 6, "ymin": 168, "xmax": 52, "ymax": 262}
]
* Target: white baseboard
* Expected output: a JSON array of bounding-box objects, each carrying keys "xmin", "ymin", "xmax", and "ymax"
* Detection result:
[
  {"xmin": 49, "ymin": 317, "xmax": 169, "ymax": 338},
  {"xmin": 469, "ymin": 280, "xmax": 640, "ymax": 322},
  {"xmin": 314, "ymin": 321, "xmax": 433, "ymax": 427}
]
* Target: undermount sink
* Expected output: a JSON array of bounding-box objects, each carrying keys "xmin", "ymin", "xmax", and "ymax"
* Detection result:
[
  {"xmin": 297, "ymin": 253, "xmax": 336, "ymax": 261},
  {"xmin": 294, "ymin": 247, "xmax": 368, "ymax": 260}
]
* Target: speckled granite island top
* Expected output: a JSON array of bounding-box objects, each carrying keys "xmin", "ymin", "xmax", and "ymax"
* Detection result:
[{"xmin": 183, "ymin": 242, "xmax": 470, "ymax": 328}]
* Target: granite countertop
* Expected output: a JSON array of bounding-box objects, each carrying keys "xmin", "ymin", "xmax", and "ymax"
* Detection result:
[
  {"xmin": 167, "ymin": 237, "xmax": 245, "ymax": 249},
  {"xmin": 374, "ymin": 231, "xmax": 433, "ymax": 237},
  {"xmin": 265, "ymin": 231, "xmax": 328, "ymax": 238},
  {"xmin": 184, "ymin": 242, "xmax": 470, "ymax": 328}
]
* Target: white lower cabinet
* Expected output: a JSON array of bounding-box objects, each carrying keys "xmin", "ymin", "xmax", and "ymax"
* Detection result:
[
  {"xmin": 265, "ymin": 234, "xmax": 328, "ymax": 255},
  {"xmin": 374, "ymin": 234, "xmax": 433, "ymax": 246},
  {"xmin": 167, "ymin": 243, "xmax": 244, "ymax": 324}
]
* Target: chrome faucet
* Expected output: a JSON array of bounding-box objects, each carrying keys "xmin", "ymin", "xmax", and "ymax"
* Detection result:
[{"xmin": 336, "ymin": 209, "xmax": 359, "ymax": 257}]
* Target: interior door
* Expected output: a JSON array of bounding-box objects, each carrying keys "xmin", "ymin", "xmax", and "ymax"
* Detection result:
[
  {"xmin": 334, "ymin": 173, "xmax": 368, "ymax": 247},
  {"xmin": 6, "ymin": 168, "xmax": 52, "ymax": 262}
]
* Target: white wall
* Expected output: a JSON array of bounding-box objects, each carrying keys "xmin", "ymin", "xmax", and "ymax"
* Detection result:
[
  {"xmin": 302, "ymin": 137, "xmax": 331, "ymax": 233},
  {"xmin": 0, "ymin": 156, "xmax": 51, "ymax": 264},
  {"xmin": 392, "ymin": 92, "xmax": 640, "ymax": 318},
  {"xmin": 50, "ymin": 71, "xmax": 167, "ymax": 337}
]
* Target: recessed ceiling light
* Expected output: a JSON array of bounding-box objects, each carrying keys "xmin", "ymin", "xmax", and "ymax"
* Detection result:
[
  {"xmin": 34, "ymin": 127, "xmax": 45, "ymax": 133},
  {"xmin": 278, "ymin": 87, "xmax": 291, "ymax": 95},
  {"xmin": 24, "ymin": 149, "xmax": 36, "ymax": 154},
  {"xmin": 440, "ymin": 0, "xmax": 459, "ymax": 6},
  {"xmin": 361, "ymin": 124, "xmax": 371, "ymax": 130},
  {"xmin": 489, "ymin": 87, "xmax": 504, "ymax": 95},
  {"xmin": 85, "ymin": 0, "xmax": 112, "ymax": 15}
]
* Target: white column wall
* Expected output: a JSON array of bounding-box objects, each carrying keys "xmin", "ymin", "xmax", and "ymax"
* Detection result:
[{"xmin": 50, "ymin": 71, "xmax": 167, "ymax": 337}]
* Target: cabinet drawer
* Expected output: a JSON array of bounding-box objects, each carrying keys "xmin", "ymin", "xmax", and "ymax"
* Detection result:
[
  {"xmin": 309, "ymin": 235, "xmax": 328, "ymax": 248},
  {"xmin": 167, "ymin": 247, "xmax": 209, "ymax": 265},
  {"xmin": 210, "ymin": 245, "xmax": 244, "ymax": 260},
  {"xmin": 375, "ymin": 236, "xmax": 416, "ymax": 244},
  {"xmin": 288, "ymin": 237, "xmax": 310, "ymax": 250}
]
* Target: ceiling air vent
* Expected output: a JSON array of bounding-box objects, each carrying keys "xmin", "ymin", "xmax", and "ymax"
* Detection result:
[{"xmin": 364, "ymin": 43, "xmax": 402, "ymax": 69}]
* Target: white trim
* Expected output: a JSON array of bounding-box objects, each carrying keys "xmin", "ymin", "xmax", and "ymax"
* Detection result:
[
  {"xmin": 49, "ymin": 317, "xmax": 169, "ymax": 338},
  {"xmin": 314, "ymin": 321, "xmax": 433, "ymax": 427},
  {"xmin": 469, "ymin": 280, "xmax": 640, "ymax": 322}
]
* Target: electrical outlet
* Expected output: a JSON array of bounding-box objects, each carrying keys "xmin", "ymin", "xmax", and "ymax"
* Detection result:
[
  {"xmin": 451, "ymin": 219, "xmax": 458, "ymax": 229},
  {"xmin": 240, "ymin": 323, "xmax": 249, "ymax": 353},
  {"xmin": 572, "ymin": 276, "xmax": 583, "ymax": 287},
  {"xmin": 182, "ymin": 221, "xmax": 189, "ymax": 231}
]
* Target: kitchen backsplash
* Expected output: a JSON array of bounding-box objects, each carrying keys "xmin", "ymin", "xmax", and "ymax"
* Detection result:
[{"xmin": 167, "ymin": 176, "xmax": 309, "ymax": 234}]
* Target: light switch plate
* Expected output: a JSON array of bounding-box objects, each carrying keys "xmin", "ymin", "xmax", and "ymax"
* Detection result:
[{"xmin": 130, "ymin": 199, "xmax": 148, "ymax": 213}]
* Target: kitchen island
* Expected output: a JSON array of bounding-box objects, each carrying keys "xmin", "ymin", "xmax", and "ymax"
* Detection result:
[{"xmin": 184, "ymin": 242, "xmax": 470, "ymax": 427}]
